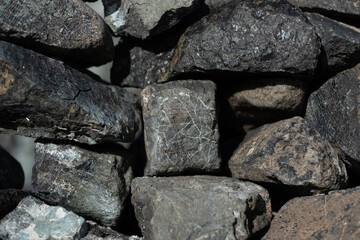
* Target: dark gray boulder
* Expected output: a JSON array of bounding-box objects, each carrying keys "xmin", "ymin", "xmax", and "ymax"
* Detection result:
[
  {"xmin": 0, "ymin": 147, "xmax": 24, "ymax": 189},
  {"xmin": 83, "ymin": 221, "xmax": 142, "ymax": 240}
]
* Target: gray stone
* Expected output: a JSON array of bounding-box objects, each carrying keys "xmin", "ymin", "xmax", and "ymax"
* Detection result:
[
  {"xmin": 0, "ymin": 196, "xmax": 88, "ymax": 240},
  {"xmin": 0, "ymin": 0, "xmax": 114, "ymax": 67},
  {"xmin": 0, "ymin": 146, "xmax": 24, "ymax": 189},
  {"xmin": 141, "ymin": 80, "xmax": 221, "ymax": 176},
  {"xmin": 263, "ymin": 187, "xmax": 360, "ymax": 240},
  {"xmin": 82, "ymin": 221, "xmax": 142, "ymax": 240},
  {"xmin": 131, "ymin": 176, "xmax": 272, "ymax": 240},
  {"xmin": 159, "ymin": 0, "xmax": 321, "ymax": 82},
  {"xmin": 32, "ymin": 141, "xmax": 133, "ymax": 227},
  {"xmin": 0, "ymin": 41, "xmax": 139, "ymax": 145},
  {"xmin": 0, "ymin": 189, "xmax": 29, "ymax": 220},
  {"xmin": 229, "ymin": 117, "xmax": 348, "ymax": 195},
  {"xmin": 306, "ymin": 64, "xmax": 360, "ymax": 170}
]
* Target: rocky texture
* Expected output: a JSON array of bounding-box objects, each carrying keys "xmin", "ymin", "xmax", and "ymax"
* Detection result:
[
  {"xmin": 32, "ymin": 141, "xmax": 133, "ymax": 227},
  {"xmin": 131, "ymin": 176, "xmax": 272, "ymax": 240},
  {"xmin": 0, "ymin": 146, "xmax": 24, "ymax": 189},
  {"xmin": 306, "ymin": 64, "xmax": 360, "ymax": 170},
  {"xmin": 159, "ymin": 0, "xmax": 321, "ymax": 82},
  {"xmin": 141, "ymin": 80, "xmax": 221, "ymax": 176},
  {"xmin": 0, "ymin": 41, "xmax": 139, "ymax": 145},
  {"xmin": 263, "ymin": 186, "xmax": 360, "ymax": 239},
  {"xmin": 229, "ymin": 117, "xmax": 348, "ymax": 195},
  {"xmin": 0, "ymin": 0, "xmax": 114, "ymax": 67},
  {"xmin": 226, "ymin": 78, "xmax": 307, "ymax": 124},
  {"xmin": 0, "ymin": 196, "xmax": 88, "ymax": 240},
  {"xmin": 102, "ymin": 0, "xmax": 121, "ymax": 16},
  {"xmin": 83, "ymin": 221, "xmax": 142, "ymax": 240},
  {"xmin": 305, "ymin": 12, "xmax": 360, "ymax": 76},
  {"xmin": 0, "ymin": 189, "xmax": 29, "ymax": 219}
]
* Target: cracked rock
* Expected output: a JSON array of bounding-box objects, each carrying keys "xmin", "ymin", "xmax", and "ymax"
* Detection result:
[
  {"xmin": 159, "ymin": 0, "xmax": 321, "ymax": 82},
  {"xmin": 141, "ymin": 80, "xmax": 221, "ymax": 176},
  {"xmin": 32, "ymin": 141, "xmax": 133, "ymax": 227},
  {"xmin": 229, "ymin": 117, "xmax": 348, "ymax": 195},
  {"xmin": 263, "ymin": 187, "xmax": 360, "ymax": 240},
  {"xmin": 131, "ymin": 176, "xmax": 272, "ymax": 240},
  {"xmin": 0, "ymin": 0, "xmax": 114, "ymax": 67},
  {"xmin": 0, "ymin": 146, "xmax": 24, "ymax": 189},
  {"xmin": 0, "ymin": 189, "xmax": 29, "ymax": 220},
  {"xmin": 0, "ymin": 41, "xmax": 139, "ymax": 145},
  {"xmin": 306, "ymin": 64, "xmax": 360, "ymax": 171},
  {"xmin": 0, "ymin": 196, "xmax": 88, "ymax": 240}
]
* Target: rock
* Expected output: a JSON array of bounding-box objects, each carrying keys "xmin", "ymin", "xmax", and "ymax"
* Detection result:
[
  {"xmin": 82, "ymin": 221, "xmax": 142, "ymax": 240},
  {"xmin": 263, "ymin": 187, "xmax": 360, "ymax": 240},
  {"xmin": 0, "ymin": 196, "xmax": 88, "ymax": 240},
  {"xmin": 225, "ymin": 78, "xmax": 307, "ymax": 124},
  {"xmin": 141, "ymin": 80, "xmax": 221, "ymax": 176},
  {"xmin": 131, "ymin": 176, "xmax": 272, "ymax": 240},
  {"xmin": 159, "ymin": 0, "xmax": 321, "ymax": 82},
  {"xmin": 0, "ymin": 41, "xmax": 139, "ymax": 145},
  {"xmin": 32, "ymin": 141, "xmax": 133, "ymax": 227},
  {"xmin": 305, "ymin": 12, "xmax": 360, "ymax": 76},
  {"xmin": 306, "ymin": 64, "xmax": 360, "ymax": 170},
  {"xmin": 0, "ymin": 189, "xmax": 29, "ymax": 219},
  {"xmin": 229, "ymin": 116, "xmax": 348, "ymax": 195},
  {"xmin": 0, "ymin": 0, "xmax": 114, "ymax": 67},
  {"xmin": 102, "ymin": 0, "xmax": 121, "ymax": 16},
  {"xmin": 0, "ymin": 147, "xmax": 24, "ymax": 189}
]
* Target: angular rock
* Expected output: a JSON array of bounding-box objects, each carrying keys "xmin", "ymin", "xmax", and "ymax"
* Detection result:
[
  {"xmin": 83, "ymin": 221, "xmax": 142, "ymax": 240},
  {"xmin": 0, "ymin": 189, "xmax": 29, "ymax": 219},
  {"xmin": 0, "ymin": 41, "xmax": 139, "ymax": 145},
  {"xmin": 141, "ymin": 80, "xmax": 221, "ymax": 176},
  {"xmin": 0, "ymin": 147, "xmax": 24, "ymax": 189},
  {"xmin": 131, "ymin": 176, "xmax": 272, "ymax": 240},
  {"xmin": 229, "ymin": 117, "xmax": 348, "ymax": 195},
  {"xmin": 306, "ymin": 64, "xmax": 360, "ymax": 170},
  {"xmin": 32, "ymin": 141, "xmax": 133, "ymax": 227},
  {"xmin": 159, "ymin": 0, "xmax": 321, "ymax": 82},
  {"xmin": 0, "ymin": 196, "xmax": 88, "ymax": 240},
  {"xmin": 0, "ymin": 0, "xmax": 114, "ymax": 67},
  {"xmin": 226, "ymin": 78, "xmax": 307, "ymax": 124},
  {"xmin": 263, "ymin": 187, "xmax": 360, "ymax": 240}
]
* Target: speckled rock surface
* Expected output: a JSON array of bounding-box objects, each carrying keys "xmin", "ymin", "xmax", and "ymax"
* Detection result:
[
  {"xmin": 82, "ymin": 221, "xmax": 142, "ymax": 240},
  {"xmin": 32, "ymin": 141, "xmax": 133, "ymax": 227},
  {"xmin": 141, "ymin": 80, "xmax": 221, "ymax": 176},
  {"xmin": 0, "ymin": 196, "xmax": 88, "ymax": 240},
  {"xmin": 229, "ymin": 117, "xmax": 348, "ymax": 195},
  {"xmin": 131, "ymin": 176, "xmax": 272, "ymax": 240},
  {"xmin": 0, "ymin": 41, "xmax": 139, "ymax": 145},
  {"xmin": 263, "ymin": 187, "xmax": 360, "ymax": 240},
  {"xmin": 0, "ymin": 189, "xmax": 29, "ymax": 220},
  {"xmin": 0, "ymin": 0, "xmax": 113, "ymax": 67},
  {"xmin": 0, "ymin": 146, "xmax": 24, "ymax": 189}
]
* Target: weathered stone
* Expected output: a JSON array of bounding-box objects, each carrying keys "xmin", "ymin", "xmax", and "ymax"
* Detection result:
[
  {"xmin": 226, "ymin": 78, "xmax": 307, "ymax": 124},
  {"xmin": 159, "ymin": 0, "xmax": 321, "ymax": 82},
  {"xmin": 306, "ymin": 64, "xmax": 360, "ymax": 170},
  {"xmin": 131, "ymin": 176, "xmax": 272, "ymax": 240},
  {"xmin": 305, "ymin": 12, "xmax": 360, "ymax": 76},
  {"xmin": 229, "ymin": 117, "xmax": 348, "ymax": 195},
  {"xmin": 32, "ymin": 141, "xmax": 133, "ymax": 227},
  {"xmin": 263, "ymin": 187, "xmax": 360, "ymax": 240},
  {"xmin": 0, "ymin": 146, "xmax": 24, "ymax": 189},
  {"xmin": 0, "ymin": 41, "xmax": 139, "ymax": 145},
  {"xmin": 0, "ymin": 0, "xmax": 114, "ymax": 67},
  {"xmin": 0, "ymin": 196, "xmax": 88, "ymax": 240},
  {"xmin": 0, "ymin": 189, "xmax": 29, "ymax": 220},
  {"xmin": 141, "ymin": 80, "xmax": 221, "ymax": 176},
  {"xmin": 83, "ymin": 221, "xmax": 142, "ymax": 240}
]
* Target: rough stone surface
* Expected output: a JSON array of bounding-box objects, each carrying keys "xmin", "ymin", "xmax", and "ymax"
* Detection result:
[
  {"xmin": 0, "ymin": 189, "xmax": 29, "ymax": 220},
  {"xmin": 0, "ymin": 0, "xmax": 114, "ymax": 67},
  {"xmin": 0, "ymin": 196, "xmax": 88, "ymax": 240},
  {"xmin": 0, "ymin": 41, "xmax": 139, "ymax": 145},
  {"xmin": 159, "ymin": 0, "xmax": 321, "ymax": 82},
  {"xmin": 229, "ymin": 117, "xmax": 348, "ymax": 195},
  {"xmin": 82, "ymin": 221, "xmax": 142, "ymax": 240},
  {"xmin": 141, "ymin": 80, "xmax": 221, "ymax": 176},
  {"xmin": 263, "ymin": 187, "xmax": 360, "ymax": 240},
  {"xmin": 32, "ymin": 141, "xmax": 133, "ymax": 227},
  {"xmin": 131, "ymin": 176, "xmax": 272, "ymax": 240},
  {"xmin": 226, "ymin": 78, "xmax": 307, "ymax": 124},
  {"xmin": 0, "ymin": 146, "xmax": 24, "ymax": 189},
  {"xmin": 306, "ymin": 64, "xmax": 360, "ymax": 170}
]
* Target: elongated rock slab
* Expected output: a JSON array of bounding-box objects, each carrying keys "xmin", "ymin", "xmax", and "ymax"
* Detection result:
[
  {"xmin": 142, "ymin": 80, "xmax": 221, "ymax": 176},
  {"xmin": 0, "ymin": 147, "xmax": 24, "ymax": 189},
  {"xmin": 0, "ymin": 196, "xmax": 88, "ymax": 240},
  {"xmin": 159, "ymin": 0, "xmax": 321, "ymax": 81},
  {"xmin": 131, "ymin": 176, "xmax": 272, "ymax": 240},
  {"xmin": 32, "ymin": 141, "xmax": 133, "ymax": 227},
  {"xmin": 0, "ymin": 0, "xmax": 114, "ymax": 67},
  {"xmin": 229, "ymin": 117, "xmax": 348, "ymax": 195},
  {"xmin": 0, "ymin": 41, "xmax": 138, "ymax": 145}
]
